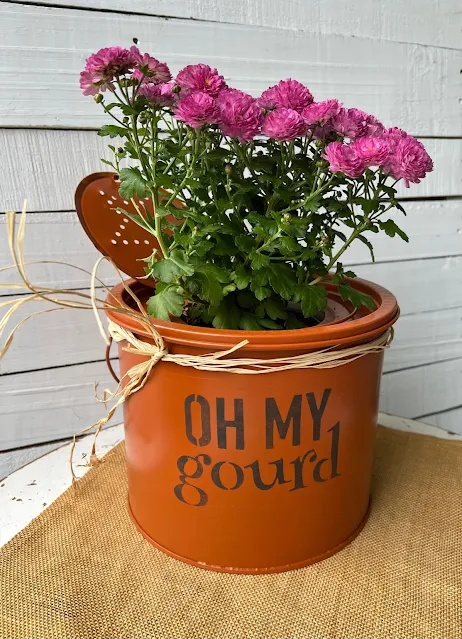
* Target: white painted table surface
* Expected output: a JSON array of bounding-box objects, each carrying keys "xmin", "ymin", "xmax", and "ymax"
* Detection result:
[{"xmin": 1, "ymin": 415, "xmax": 461, "ymax": 548}]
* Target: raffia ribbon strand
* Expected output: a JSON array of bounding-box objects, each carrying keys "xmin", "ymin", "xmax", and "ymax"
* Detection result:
[
  {"xmin": 1, "ymin": 204, "xmax": 393, "ymax": 479},
  {"xmin": 109, "ymin": 320, "xmax": 393, "ymax": 375}
]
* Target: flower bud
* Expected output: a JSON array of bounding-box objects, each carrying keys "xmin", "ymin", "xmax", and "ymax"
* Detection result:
[
  {"xmin": 282, "ymin": 213, "xmax": 291, "ymax": 224},
  {"xmin": 172, "ymin": 84, "xmax": 182, "ymax": 94},
  {"xmin": 117, "ymin": 147, "xmax": 124, "ymax": 154},
  {"xmin": 93, "ymin": 94, "xmax": 103, "ymax": 104},
  {"xmin": 225, "ymin": 164, "xmax": 233, "ymax": 176}
]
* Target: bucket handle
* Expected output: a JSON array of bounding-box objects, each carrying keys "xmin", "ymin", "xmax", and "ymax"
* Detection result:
[{"xmin": 105, "ymin": 336, "xmax": 120, "ymax": 384}]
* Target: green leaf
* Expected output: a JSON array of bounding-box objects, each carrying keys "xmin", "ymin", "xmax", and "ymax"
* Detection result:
[
  {"xmin": 233, "ymin": 266, "xmax": 251, "ymax": 290},
  {"xmin": 258, "ymin": 318, "xmax": 282, "ymax": 330},
  {"xmin": 98, "ymin": 124, "xmax": 128, "ymax": 138},
  {"xmin": 278, "ymin": 236, "xmax": 301, "ymax": 255},
  {"xmin": 213, "ymin": 235, "xmax": 237, "ymax": 256},
  {"xmin": 235, "ymin": 235, "xmax": 255, "ymax": 253},
  {"xmin": 338, "ymin": 283, "xmax": 376, "ymax": 311},
  {"xmin": 155, "ymin": 174, "xmax": 175, "ymax": 190},
  {"xmin": 263, "ymin": 297, "xmax": 288, "ymax": 321},
  {"xmin": 100, "ymin": 158, "xmax": 117, "ymax": 169},
  {"xmin": 357, "ymin": 234, "xmax": 376, "ymax": 262},
  {"xmin": 239, "ymin": 313, "xmax": 263, "ymax": 331},
  {"xmin": 206, "ymin": 148, "xmax": 232, "ymax": 160},
  {"xmin": 300, "ymin": 285, "xmax": 328, "ymax": 318},
  {"xmin": 118, "ymin": 167, "xmax": 148, "ymax": 199},
  {"xmin": 267, "ymin": 263, "xmax": 295, "ymax": 301},
  {"xmin": 222, "ymin": 284, "xmax": 236, "ymax": 295},
  {"xmin": 250, "ymin": 252, "xmax": 270, "ymax": 270},
  {"xmin": 379, "ymin": 185, "xmax": 397, "ymax": 198},
  {"xmin": 196, "ymin": 264, "xmax": 228, "ymax": 306},
  {"xmin": 146, "ymin": 286, "xmax": 184, "ymax": 320},
  {"xmin": 115, "ymin": 207, "xmax": 153, "ymax": 233},
  {"xmin": 303, "ymin": 197, "xmax": 322, "ymax": 213},
  {"xmin": 379, "ymin": 219, "xmax": 409, "ymax": 242},
  {"xmin": 251, "ymin": 283, "xmax": 270, "ymax": 301},
  {"xmin": 150, "ymin": 249, "xmax": 194, "ymax": 283},
  {"xmin": 212, "ymin": 297, "xmax": 241, "ymax": 330}
]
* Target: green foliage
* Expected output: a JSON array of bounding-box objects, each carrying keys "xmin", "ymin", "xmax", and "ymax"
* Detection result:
[
  {"xmin": 118, "ymin": 167, "xmax": 148, "ymax": 199},
  {"xmin": 94, "ymin": 85, "xmax": 409, "ymax": 329},
  {"xmin": 146, "ymin": 284, "xmax": 184, "ymax": 320}
]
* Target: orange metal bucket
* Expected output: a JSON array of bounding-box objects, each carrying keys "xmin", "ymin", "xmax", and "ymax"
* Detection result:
[{"xmin": 105, "ymin": 278, "xmax": 399, "ymax": 574}]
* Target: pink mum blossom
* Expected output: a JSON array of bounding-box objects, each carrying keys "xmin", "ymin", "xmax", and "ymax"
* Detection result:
[
  {"xmin": 258, "ymin": 79, "xmax": 313, "ymax": 113},
  {"xmin": 302, "ymin": 99, "xmax": 342, "ymax": 125},
  {"xmin": 80, "ymin": 46, "xmax": 137, "ymax": 95},
  {"xmin": 332, "ymin": 108, "xmax": 384, "ymax": 139},
  {"xmin": 173, "ymin": 91, "xmax": 220, "ymax": 128},
  {"xmin": 175, "ymin": 64, "xmax": 227, "ymax": 97},
  {"xmin": 385, "ymin": 136, "xmax": 433, "ymax": 187},
  {"xmin": 139, "ymin": 82, "xmax": 176, "ymax": 107},
  {"xmin": 218, "ymin": 89, "xmax": 262, "ymax": 142},
  {"xmin": 352, "ymin": 136, "xmax": 391, "ymax": 167},
  {"xmin": 381, "ymin": 127, "xmax": 408, "ymax": 152},
  {"xmin": 130, "ymin": 46, "xmax": 171, "ymax": 84},
  {"xmin": 262, "ymin": 108, "xmax": 307, "ymax": 141},
  {"xmin": 323, "ymin": 142, "xmax": 366, "ymax": 178}
]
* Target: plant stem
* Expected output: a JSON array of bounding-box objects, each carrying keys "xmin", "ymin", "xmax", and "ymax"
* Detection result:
[
  {"xmin": 278, "ymin": 175, "xmax": 334, "ymax": 216},
  {"xmin": 308, "ymin": 220, "xmax": 367, "ymax": 286}
]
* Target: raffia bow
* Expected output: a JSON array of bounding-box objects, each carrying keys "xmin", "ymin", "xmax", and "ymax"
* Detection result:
[{"xmin": 1, "ymin": 204, "xmax": 393, "ymax": 479}]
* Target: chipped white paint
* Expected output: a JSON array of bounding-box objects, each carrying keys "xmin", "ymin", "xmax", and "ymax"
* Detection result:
[
  {"xmin": 0, "ymin": 4, "xmax": 461, "ymax": 134},
  {"xmin": 381, "ymin": 360, "xmax": 462, "ymax": 430},
  {"xmin": 0, "ymin": 360, "xmax": 121, "ymax": 450},
  {"xmin": 19, "ymin": 0, "xmax": 459, "ymax": 49},
  {"xmin": 0, "ymin": 423, "xmax": 124, "ymax": 547},
  {"xmin": 354, "ymin": 257, "xmax": 462, "ymax": 317},
  {"xmin": 0, "ymin": 212, "xmax": 120, "ymax": 293},
  {"xmin": 0, "ymin": 440, "xmax": 66, "ymax": 482},
  {"xmin": 378, "ymin": 413, "xmax": 462, "ymax": 439}
]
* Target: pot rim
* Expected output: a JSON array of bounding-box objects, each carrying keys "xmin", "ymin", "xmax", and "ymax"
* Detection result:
[{"xmin": 105, "ymin": 277, "xmax": 399, "ymax": 352}]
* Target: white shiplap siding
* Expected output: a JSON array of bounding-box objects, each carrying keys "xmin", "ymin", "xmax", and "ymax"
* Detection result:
[{"xmin": 1, "ymin": 0, "xmax": 461, "ymax": 474}]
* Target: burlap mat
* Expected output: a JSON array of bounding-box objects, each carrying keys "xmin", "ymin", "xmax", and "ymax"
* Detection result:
[{"xmin": 1, "ymin": 427, "xmax": 461, "ymax": 639}]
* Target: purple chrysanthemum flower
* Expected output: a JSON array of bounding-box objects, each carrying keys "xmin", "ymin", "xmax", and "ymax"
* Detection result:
[
  {"xmin": 130, "ymin": 46, "xmax": 171, "ymax": 84},
  {"xmin": 173, "ymin": 91, "xmax": 220, "ymax": 128},
  {"xmin": 80, "ymin": 46, "xmax": 138, "ymax": 95},
  {"xmin": 323, "ymin": 142, "xmax": 366, "ymax": 178},
  {"xmin": 352, "ymin": 136, "xmax": 391, "ymax": 167},
  {"xmin": 302, "ymin": 99, "xmax": 342, "ymax": 125},
  {"xmin": 139, "ymin": 82, "xmax": 176, "ymax": 107},
  {"xmin": 332, "ymin": 108, "xmax": 384, "ymax": 139},
  {"xmin": 258, "ymin": 79, "xmax": 313, "ymax": 113},
  {"xmin": 385, "ymin": 135, "xmax": 433, "ymax": 187},
  {"xmin": 217, "ymin": 89, "xmax": 262, "ymax": 142},
  {"xmin": 261, "ymin": 108, "xmax": 307, "ymax": 141},
  {"xmin": 175, "ymin": 64, "xmax": 227, "ymax": 97}
]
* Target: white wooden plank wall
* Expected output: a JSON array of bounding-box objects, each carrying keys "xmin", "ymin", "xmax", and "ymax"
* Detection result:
[{"xmin": 0, "ymin": 0, "xmax": 461, "ymax": 477}]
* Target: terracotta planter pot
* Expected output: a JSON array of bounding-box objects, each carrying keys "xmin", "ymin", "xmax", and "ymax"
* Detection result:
[{"xmin": 105, "ymin": 277, "xmax": 399, "ymax": 574}]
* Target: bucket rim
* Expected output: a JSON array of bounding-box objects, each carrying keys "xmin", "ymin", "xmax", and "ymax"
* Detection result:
[{"xmin": 104, "ymin": 277, "xmax": 399, "ymax": 352}]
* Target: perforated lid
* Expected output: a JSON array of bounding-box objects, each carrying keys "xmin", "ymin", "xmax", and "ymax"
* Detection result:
[{"xmin": 75, "ymin": 172, "xmax": 182, "ymax": 287}]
